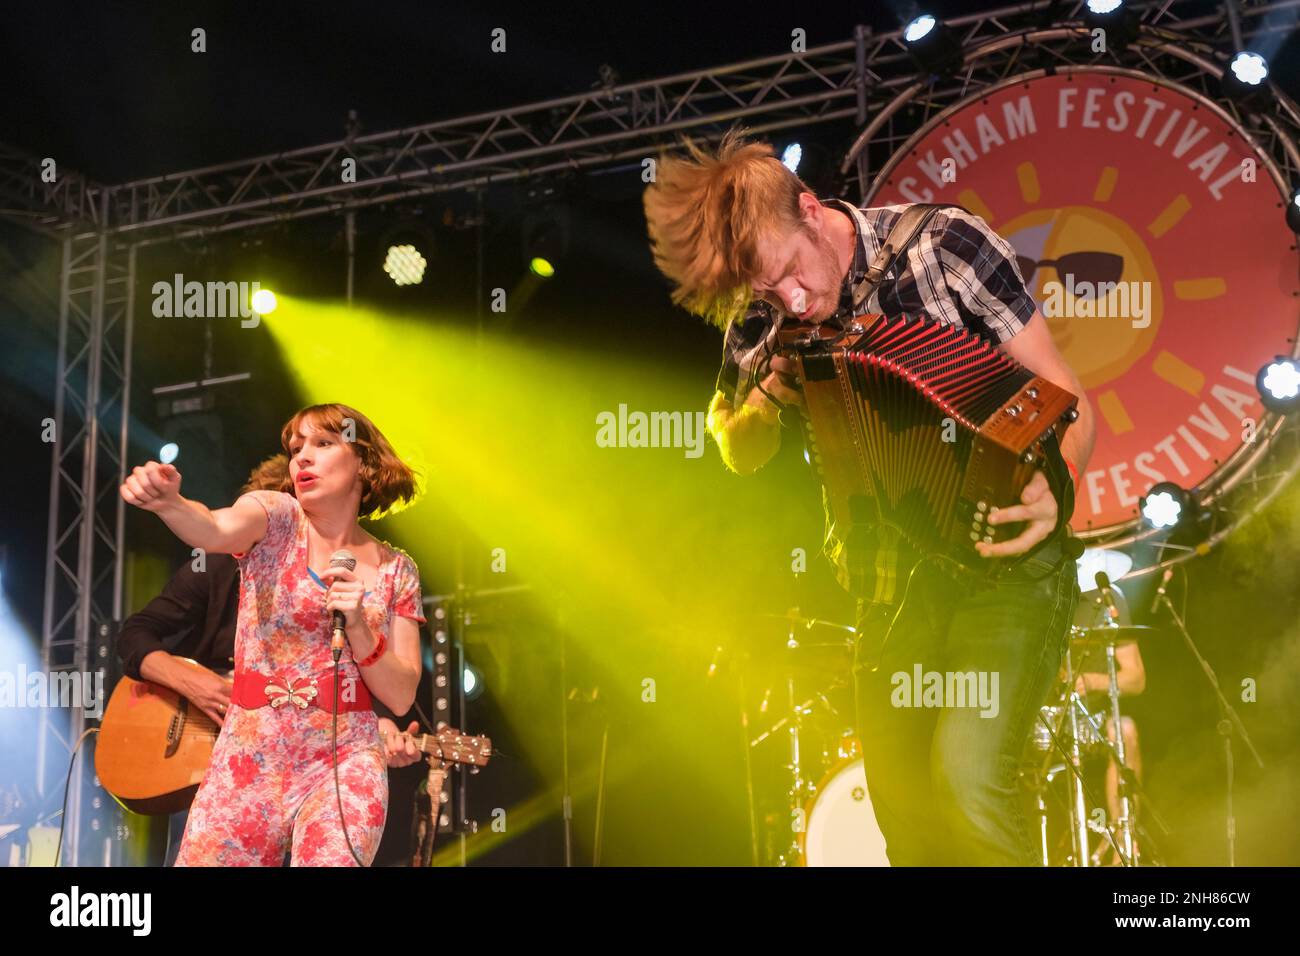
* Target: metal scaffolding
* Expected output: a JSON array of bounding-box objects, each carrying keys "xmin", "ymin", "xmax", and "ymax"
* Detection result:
[{"xmin": 2, "ymin": 0, "xmax": 1296, "ymax": 863}]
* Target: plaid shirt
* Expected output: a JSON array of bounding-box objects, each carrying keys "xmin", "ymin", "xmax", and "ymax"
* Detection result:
[{"xmin": 714, "ymin": 199, "xmax": 1036, "ymax": 604}]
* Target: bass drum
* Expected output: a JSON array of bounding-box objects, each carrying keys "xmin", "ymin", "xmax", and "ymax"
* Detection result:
[{"xmin": 801, "ymin": 744, "xmax": 891, "ymax": 867}]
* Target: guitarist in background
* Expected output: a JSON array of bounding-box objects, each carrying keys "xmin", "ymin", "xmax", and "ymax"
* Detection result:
[{"xmin": 117, "ymin": 453, "xmax": 422, "ymax": 866}]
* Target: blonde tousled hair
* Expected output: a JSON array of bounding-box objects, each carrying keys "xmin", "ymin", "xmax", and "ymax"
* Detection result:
[{"xmin": 642, "ymin": 126, "xmax": 811, "ymax": 330}]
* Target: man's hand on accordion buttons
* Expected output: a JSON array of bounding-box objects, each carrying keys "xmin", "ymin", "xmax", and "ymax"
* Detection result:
[
  {"xmin": 978, "ymin": 470, "xmax": 1056, "ymax": 558},
  {"xmin": 749, "ymin": 355, "xmax": 804, "ymax": 412}
]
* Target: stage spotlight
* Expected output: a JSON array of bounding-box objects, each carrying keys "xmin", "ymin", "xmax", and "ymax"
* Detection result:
[
  {"xmin": 1285, "ymin": 187, "xmax": 1300, "ymax": 234},
  {"xmin": 250, "ymin": 288, "xmax": 277, "ymax": 315},
  {"xmin": 378, "ymin": 217, "xmax": 437, "ymax": 288},
  {"xmin": 383, "ymin": 244, "xmax": 427, "ymax": 286},
  {"xmin": 463, "ymin": 662, "xmax": 485, "ymax": 702},
  {"xmin": 1221, "ymin": 51, "xmax": 1269, "ymax": 105},
  {"xmin": 159, "ymin": 442, "xmax": 179, "ymax": 465},
  {"xmin": 904, "ymin": 14, "xmax": 937, "ymax": 42},
  {"xmin": 1083, "ymin": 0, "xmax": 1139, "ymax": 49},
  {"xmin": 1229, "ymin": 51, "xmax": 1268, "ymax": 86},
  {"xmin": 1140, "ymin": 482, "xmax": 1190, "ymax": 529},
  {"xmin": 902, "ymin": 14, "xmax": 963, "ymax": 76},
  {"xmin": 1256, "ymin": 357, "xmax": 1300, "ymax": 412},
  {"xmin": 782, "ymin": 142, "xmax": 803, "ymax": 174},
  {"xmin": 522, "ymin": 206, "xmax": 569, "ymax": 279}
]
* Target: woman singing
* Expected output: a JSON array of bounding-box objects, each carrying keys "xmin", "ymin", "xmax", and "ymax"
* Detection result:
[{"xmin": 119, "ymin": 403, "xmax": 424, "ymax": 866}]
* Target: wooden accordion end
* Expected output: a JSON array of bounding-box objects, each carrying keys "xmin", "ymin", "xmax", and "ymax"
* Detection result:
[{"xmin": 778, "ymin": 315, "xmax": 1079, "ymax": 575}]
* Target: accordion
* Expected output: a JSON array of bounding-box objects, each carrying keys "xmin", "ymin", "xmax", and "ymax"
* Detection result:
[{"xmin": 778, "ymin": 315, "xmax": 1079, "ymax": 575}]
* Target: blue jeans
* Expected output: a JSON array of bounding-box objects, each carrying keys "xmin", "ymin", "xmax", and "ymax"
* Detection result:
[{"xmin": 852, "ymin": 537, "xmax": 1079, "ymax": 866}]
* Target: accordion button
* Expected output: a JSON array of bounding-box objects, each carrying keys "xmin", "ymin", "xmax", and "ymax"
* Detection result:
[
  {"xmin": 977, "ymin": 501, "xmax": 988, "ymax": 511},
  {"xmin": 972, "ymin": 520, "xmax": 982, "ymax": 531},
  {"xmin": 970, "ymin": 532, "xmax": 980, "ymax": 541},
  {"xmin": 1027, "ymin": 387, "xmax": 1039, "ymax": 399},
  {"xmin": 983, "ymin": 534, "xmax": 994, "ymax": 543}
]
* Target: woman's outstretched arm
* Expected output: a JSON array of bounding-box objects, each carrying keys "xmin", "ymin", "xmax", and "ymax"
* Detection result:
[{"xmin": 120, "ymin": 461, "xmax": 269, "ymax": 555}]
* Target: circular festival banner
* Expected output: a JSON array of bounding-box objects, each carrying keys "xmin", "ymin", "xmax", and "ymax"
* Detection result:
[{"xmin": 866, "ymin": 68, "xmax": 1300, "ymax": 532}]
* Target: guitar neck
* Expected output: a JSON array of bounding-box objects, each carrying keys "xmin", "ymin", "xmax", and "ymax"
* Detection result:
[{"xmin": 388, "ymin": 729, "xmax": 492, "ymax": 768}]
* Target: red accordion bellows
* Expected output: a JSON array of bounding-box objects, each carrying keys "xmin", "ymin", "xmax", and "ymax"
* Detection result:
[{"xmin": 779, "ymin": 315, "xmax": 1079, "ymax": 574}]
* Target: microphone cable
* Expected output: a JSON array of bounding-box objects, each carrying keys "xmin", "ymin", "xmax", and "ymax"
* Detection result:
[{"xmin": 331, "ymin": 644, "xmax": 366, "ymax": 867}]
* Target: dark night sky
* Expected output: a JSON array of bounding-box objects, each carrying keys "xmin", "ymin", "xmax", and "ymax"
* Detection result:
[
  {"xmin": 3, "ymin": 0, "xmax": 903, "ymax": 182},
  {"xmin": 4, "ymin": 0, "xmax": 1296, "ymax": 182}
]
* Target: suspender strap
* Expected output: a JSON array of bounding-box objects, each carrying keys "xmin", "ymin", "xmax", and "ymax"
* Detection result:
[{"xmin": 848, "ymin": 202, "xmax": 967, "ymax": 315}]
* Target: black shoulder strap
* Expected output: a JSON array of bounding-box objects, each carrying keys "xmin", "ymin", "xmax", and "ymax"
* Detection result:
[{"xmin": 848, "ymin": 202, "xmax": 967, "ymax": 315}]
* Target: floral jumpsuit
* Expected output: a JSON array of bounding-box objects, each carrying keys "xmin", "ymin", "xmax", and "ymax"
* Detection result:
[{"xmin": 174, "ymin": 490, "xmax": 425, "ymax": 866}]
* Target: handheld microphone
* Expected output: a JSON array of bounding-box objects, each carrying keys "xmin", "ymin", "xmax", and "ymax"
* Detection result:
[
  {"xmin": 328, "ymin": 549, "xmax": 357, "ymax": 660},
  {"xmin": 1094, "ymin": 571, "xmax": 1120, "ymax": 623},
  {"xmin": 1149, "ymin": 567, "xmax": 1174, "ymax": 615}
]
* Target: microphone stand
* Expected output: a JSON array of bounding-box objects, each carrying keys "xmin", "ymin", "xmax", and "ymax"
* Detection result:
[{"xmin": 1155, "ymin": 586, "xmax": 1264, "ymax": 866}]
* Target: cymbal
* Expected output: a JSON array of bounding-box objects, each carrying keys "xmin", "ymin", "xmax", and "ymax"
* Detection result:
[
  {"xmin": 1076, "ymin": 547, "xmax": 1133, "ymax": 593},
  {"xmin": 754, "ymin": 612, "xmax": 856, "ymax": 636},
  {"xmin": 1069, "ymin": 624, "xmax": 1158, "ymax": 648}
]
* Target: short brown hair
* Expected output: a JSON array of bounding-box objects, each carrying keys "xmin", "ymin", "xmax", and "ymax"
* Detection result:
[
  {"xmin": 279, "ymin": 403, "xmax": 419, "ymax": 520},
  {"xmin": 643, "ymin": 125, "xmax": 811, "ymax": 330},
  {"xmin": 240, "ymin": 454, "xmax": 290, "ymax": 494}
]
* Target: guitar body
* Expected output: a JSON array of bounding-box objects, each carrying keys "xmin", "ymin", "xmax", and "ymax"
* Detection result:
[{"xmin": 95, "ymin": 675, "xmax": 219, "ymax": 816}]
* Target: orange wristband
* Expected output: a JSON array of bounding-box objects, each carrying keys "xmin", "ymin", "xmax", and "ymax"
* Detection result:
[{"xmin": 1064, "ymin": 458, "xmax": 1079, "ymax": 488}]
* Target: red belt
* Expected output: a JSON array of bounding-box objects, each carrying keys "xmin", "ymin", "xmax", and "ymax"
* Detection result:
[{"xmin": 231, "ymin": 668, "xmax": 374, "ymax": 714}]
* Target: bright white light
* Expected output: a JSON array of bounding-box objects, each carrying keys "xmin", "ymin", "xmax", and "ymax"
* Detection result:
[
  {"xmin": 383, "ymin": 244, "xmax": 427, "ymax": 286},
  {"xmin": 463, "ymin": 666, "xmax": 477, "ymax": 695},
  {"xmin": 1262, "ymin": 360, "xmax": 1300, "ymax": 401},
  {"xmin": 159, "ymin": 443, "xmax": 179, "ymax": 465},
  {"xmin": 250, "ymin": 289, "xmax": 277, "ymax": 315},
  {"xmin": 1142, "ymin": 491, "xmax": 1183, "ymax": 529},
  {"xmin": 904, "ymin": 15, "xmax": 936, "ymax": 43},
  {"xmin": 1075, "ymin": 547, "xmax": 1133, "ymax": 593},
  {"xmin": 1086, "ymin": 0, "xmax": 1124, "ymax": 14},
  {"xmin": 782, "ymin": 143, "xmax": 803, "ymax": 174},
  {"xmin": 1230, "ymin": 52, "xmax": 1268, "ymax": 87}
]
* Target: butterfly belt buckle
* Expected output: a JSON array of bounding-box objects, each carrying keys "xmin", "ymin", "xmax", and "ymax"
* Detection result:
[{"xmin": 264, "ymin": 675, "xmax": 319, "ymax": 710}]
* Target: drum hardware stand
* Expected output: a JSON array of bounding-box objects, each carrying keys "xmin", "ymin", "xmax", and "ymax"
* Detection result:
[
  {"xmin": 1035, "ymin": 671, "xmax": 1172, "ymax": 865},
  {"xmin": 1065, "ymin": 693, "xmax": 1173, "ymax": 866},
  {"xmin": 1097, "ymin": 618, "xmax": 1138, "ymax": 864},
  {"xmin": 744, "ymin": 615, "xmax": 843, "ymax": 867},
  {"xmin": 1058, "ymin": 637, "xmax": 1097, "ymax": 866},
  {"xmin": 1034, "ymin": 706, "xmax": 1130, "ymax": 866},
  {"xmin": 1153, "ymin": 581, "xmax": 1263, "ymax": 866},
  {"xmin": 585, "ymin": 688, "xmax": 609, "ymax": 867},
  {"xmin": 735, "ymin": 659, "xmax": 761, "ymax": 867},
  {"xmin": 779, "ymin": 614, "xmax": 812, "ymax": 867},
  {"xmin": 1086, "ymin": 616, "xmax": 1138, "ymax": 863}
]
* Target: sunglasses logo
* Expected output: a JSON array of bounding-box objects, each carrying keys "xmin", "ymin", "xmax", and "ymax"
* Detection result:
[
  {"xmin": 1017, "ymin": 251, "xmax": 1124, "ymax": 296},
  {"xmin": 1021, "ymin": 250, "xmax": 1150, "ymax": 328}
]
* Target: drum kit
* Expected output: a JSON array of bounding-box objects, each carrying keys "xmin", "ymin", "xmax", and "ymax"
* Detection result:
[{"xmin": 738, "ymin": 551, "xmax": 1166, "ymax": 867}]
